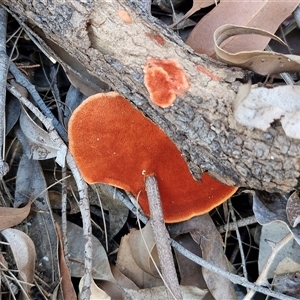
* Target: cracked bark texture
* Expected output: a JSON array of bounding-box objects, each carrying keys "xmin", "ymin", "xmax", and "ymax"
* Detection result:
[{"xmin": 2, "ymin": 0, "xmax": 300, "ymax": 192}]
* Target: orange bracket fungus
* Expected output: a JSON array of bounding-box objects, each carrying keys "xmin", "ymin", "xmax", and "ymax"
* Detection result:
[
  {"xmin": 143, "ymin": 58, "xmax": 190, "ymax": 108},
  {"xmin": 68, "ymin": 92, "xmax": 237, "ymax": 223}
]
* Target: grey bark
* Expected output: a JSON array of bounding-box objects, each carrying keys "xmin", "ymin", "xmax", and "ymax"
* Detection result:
[{"xmin": 1, "ymin": 0, "xmax": 300, "ymax": 192}]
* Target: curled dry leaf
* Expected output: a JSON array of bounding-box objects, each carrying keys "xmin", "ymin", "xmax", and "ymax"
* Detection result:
[
  {"xmin": 186, "ymin": 0, "xmax": 300, "ymax": 56},
  {"xmin": 1, "ymin": 228, "xmax": 36, "ymax": 294},
  {"xmin": 0, "ymin": 201, "xmax": 31, "ymax": 231},
  {"xmin": 214, "ymin": 24, "xmax": 300, "ymax": 75},
  {"xmin": 233, "ymin": 82, "xmax": 300, "ymax": 139}
]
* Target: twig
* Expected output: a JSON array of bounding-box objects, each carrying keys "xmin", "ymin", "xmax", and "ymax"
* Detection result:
[
  {"xmin": 8, "ymin": 60, "xmax": 68, "ymax": 142},
  {"xmin": 61, "ymin": 165, "xmax": 69, "ymax": 266},
  {"xmin": 0, "ymin": 8, "xmax": 9, "ymax": 178},
  {"xmin": 6, "ymin": 83, "xmax": 92, "ymax": 300},
  {"xmin": 218, "ymin": 215, "xmax": 257, "ymax": 233},
  {"xmin": 228, "ymin": 200, "xmax": 248, "ymax": 282},
  {"xmin": 145, "ymin": 175, "xmax": 182, "ymax": 300}
]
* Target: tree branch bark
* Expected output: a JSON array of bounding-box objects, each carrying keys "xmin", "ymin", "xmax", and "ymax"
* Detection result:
[{"xmin": 2, "ymin": 0, "xmax": 300, "ymax": 192}]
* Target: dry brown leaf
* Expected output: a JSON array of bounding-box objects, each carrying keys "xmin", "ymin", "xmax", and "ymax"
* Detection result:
[
  {"xmin": 55, "ymin": 223, "xmax": 77, "ymax": 300},
  {"xmin": 129, "ymin": 222, "xmax": 159, "ymax": 277},
  {"xmin": 53, "ymin": 214, "xmax": 114, "ymax": 281},
  {"xmin": 186, "ymin": 0, "xmax": 300, "ymax": 56},
  {"xmin": 1, "ymin": 228, "xmax": 36, "ymax": 295},
  {"xmin": 95, "ymin": 265, "xmax": 139, "ymax": 299},
  {"xmin": 170, "ymin": 0, "xmax": 216, "ymax": 28},
  {"xmin": 169, "ymin": 215, "xmax": 236, "ymax": 300},
  {"xmin": 91, "ymin": 184, "xmax": 129, "ymax": 239},
  {"xmin": 0, "ymin": 201, "xmax": 31, "ymax": 231},
  {"xmin": 214, "ymin": 24, "xmax": 300, "ymax": 75},
  {"xmin": 79, "ymin": 277, "xmax": 111, "ymax": 300},
  {"xmin": 116, "ymin": 231, "xmax": 163, "ymax": 288},
  {"xmin": 174, "ymin": 234, "xmax": 214, "ymax": 299}
]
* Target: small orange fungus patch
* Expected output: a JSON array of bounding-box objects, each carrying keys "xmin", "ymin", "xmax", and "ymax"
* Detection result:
[
  {"xmin": 117, "ymin": 9, "xmax": 132, "ymax": 24},
  {"xmin": 143, "ymin": 58, "xmax": 190, "ymax": 108},
  {"xmin": 146, "ymin": 33, "xmax": 165, "ymax": 45},
  {"xmin": 196, "ymin": 65, "xmax": 220, "ymax": 81},
  {"xmin": 68, "ymin": 92, "xmax": 238, "ymax": 223}
]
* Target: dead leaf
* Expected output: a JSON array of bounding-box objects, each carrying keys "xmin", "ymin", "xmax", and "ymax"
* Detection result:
[
  {"xmin": 169, "ymin": 215, "xmax": 236, "ymax": 300},
  {"xmin": 251, "ymin": 191, "xmax": 300, "ymax": 245},
  {"xmin": 287, "ymin": 192, "xmax": 300, "ymax": 228},
  {"xmin": 259, "ymin": 222, "xmax": 300, "ymax": 279},
  {"xmin": 233, "ymin": 83, "xmax": 300, "ymax": 138},
  {"xmin": 170, "ymin": 0, "xmax": 216, "ymax": 28},
  {"xmin": 116, "ymin": 231, "xmax": 163, "ymax": 288},
  {"xmin": 19, "ymin": 107, "xmax": 67, "ymax": 167},
  {"xmin": 186, "ymin": 0, "xmax": 300, "ymax": 56},
  {"xmin": 14, "ymin": 152, "xmax": 62, "ymax": 297},
  {"xmin": 53, "ymin": 214, "xmax": 115, "ymax": 281},
  {"xmin": 273, "ymin": 271, "xmax": 300, "ymax": 297},
  {"xmin": 1, "ymin": 228, "xmax": 36, "ymax": 295},
  {"xmin": 275, "ymin": 257, "xmax": 300, "ymax": 276},
  {"xmin": 174, "ymin": 234, "xmax": 214, "ymax": 299},
  {"xmin": 6, "ymin": 94, "xmax": 21, "ymax": 134},
  {"xmin": 79, "ymin": 276, "xmax": 111, "ymax": 300},
  {"xmin": 96, "ymin": 265, "xmax": 139, "ymax": 299},
  {"xmin": 214, "ymin": 24, "xmax": 300, "ymax": 75},
  {"xmin": 91, "ymin": 184, "xmax": 129, "ymax": 239},
  {"xmin": 55, "ymin": 223, "xmax": 77, "ymax": 300},
  {"xmin": 129, "ymin": 222, "xmax": 159, "ymax": 277},
  {"xmin": 0, "ymin": 201, "xmax": 31, "ymax": 231}
]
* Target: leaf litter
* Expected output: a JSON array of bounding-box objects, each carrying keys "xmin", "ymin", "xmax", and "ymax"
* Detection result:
[{"xmin": 1, "ymin": 2, "xmax": 300, "ymax": 300}]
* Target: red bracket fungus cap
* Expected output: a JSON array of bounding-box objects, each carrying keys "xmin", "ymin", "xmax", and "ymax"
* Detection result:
[
  {"xmin": 143, "ymin": 58, "xmax": 190, "ymax": 108},
  {"xmin": 68, "ymin": 92, "xmax": 237, "ymax": 223}
]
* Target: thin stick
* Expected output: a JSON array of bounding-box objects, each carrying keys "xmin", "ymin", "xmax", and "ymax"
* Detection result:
[
  {"xmin": 228, "ymin": 200, "xmax": 248, "ymax": 282},
  {"xmin": 218, "ymin": 215, "xmax": 257, "ymax": 233},
  {"xmin": 145, "ymin": 175, "xmax": 182, "ymax": 300},
  {"xmin": 0, "ymin": 8, "xmax": 9, "ymax": 178}
]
